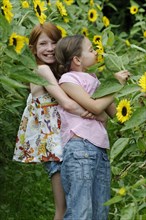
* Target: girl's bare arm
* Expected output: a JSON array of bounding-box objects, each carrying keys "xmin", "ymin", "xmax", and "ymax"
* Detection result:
[
  {"xmin": 36, "ymin": 65, "xmax": 94, "ymax": 117},
  {"xmin": 60, "ymin": 70, "xmax": 130, "ymax": 116}
]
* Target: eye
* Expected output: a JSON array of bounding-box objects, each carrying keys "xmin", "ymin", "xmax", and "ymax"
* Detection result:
[{"xmin": 39, "ymin": 41, "xmax": 46, "ymax": 45}]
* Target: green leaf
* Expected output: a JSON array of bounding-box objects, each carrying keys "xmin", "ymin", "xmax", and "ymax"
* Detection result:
[
  {"xmin": 0, "ymin": 76, "xmax": 28, "ymax": 89},
  {"xmin": 107, "ymin": 31, "xmax": 115, "ymax": 47},
  {"xmin": 110, "ymin": 138, "xmax": 129, "ymax": 162},
  {"xmin": 4, "ymin": 48, "xmax": 18, "ymax": 60},
  {"xmin": 104, "ymin": 53, "xmax": 124, "ymax": 72},
  {"xmin": 131, "ymin": 178, "xmax": 146, "ymax": 189},
  {"xmin": 120, "ymin": 204, "xmax": 137, "ymax": 220},
  {"xmin": 121, "ymin": 54, "xmax": 130, "ymax": 66},
  {"xmin": 0, "ymin": 14, "xmax": 11, "ymax": 41},
  {"xmin": 117, "ymin": 84, "xmax": 140, "ymax": 97},
  {"xmin": 121, "ymin": 107, "xmax": 146, "ymax": 131},
  {"xmin": 92, "ymin": 78, "xmax": 123, "ymax": 98},
  {"xmin": 20, "ymin": 54, "xmax": 36, "ymax": 69},
  {"xmin": 10, "ymin": 70, "xmax": 49, "ymax": 86},
  {"xmin": 104, "ymin": 195, "xmax": 123, "ymax": 206}
]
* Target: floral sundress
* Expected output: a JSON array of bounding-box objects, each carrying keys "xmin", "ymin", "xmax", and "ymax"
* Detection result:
[{"xmin": 13, "ymin": 93, "xmax": 62, "ymax": 163}]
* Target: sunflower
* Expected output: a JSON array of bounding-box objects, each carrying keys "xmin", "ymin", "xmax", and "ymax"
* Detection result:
[
  {"xmin": 93, "ymin": 35, "xmax": 102, "ymax": 44},
  {"xmin": 64, "ymin": 17, "xmax": 69, "ymax": 23},
  {"xmin": 130, "ymin": 6, "xmax": 138, "ymax": 14},
  {"xmin": 143, "ymin": 31, "xmax": 146, "ymax": 38},
  {"xmin": 96, "ymin": 42, "xmax": 104, "ymax": 55},
  {"xmin": 138, "ymin": 72, "xmax": 146, "ymax": 92},
  {"xmin": 118, "ymin": 187, "xmax": 126, "ymax": 196},
  {"xmin": 98, "ymin": 65, "xmax": 105, "ymax": 72},
  {"xmin": 46, "ymin": 0, "xmax": 51, "ymax": 6},
  {"xmin": 33, "ymin": 0, "xmax": 47, "ymax": 24},
  {"xmin": 81, "ymin": 27, "xmax": 89, "ymax": 37},
  {"xmin": 102, "ymin": 16, "xmax": 110, "ymax": 27},
  {"xmin": 89, "ymin": 0, "xmax": 94, "ymax": 7},
  {"xmin": 9, "ymin": 33, "xmax": 29, "ymax": 54},
  {"xmin": 88, "ymin": 8, "xmax": 98, "ymax": 23},
  {"xmin": 96, "ymin": 42, "xmax": 104, "ymax": 63},
  {"xmin": 56, "ymin": 0, "xmax": 68, "ymax": 17},
  {"xmin": 63, "ymin": 0, "xmax": 74, "ymax": 6},
  {"xmin": 22, "ymin": 1, "xmax": 29, "ymax": 8},
  {"xmin": 116, "ymin": 99, "xmax": 132, "ymax": 123},
  {"xmin": 57, "ymin": 25, "xmax": 67, "ymax": 37},
  {"xmin": 1, "ymin": 0, "xmax": 14, "ymax": 23}
]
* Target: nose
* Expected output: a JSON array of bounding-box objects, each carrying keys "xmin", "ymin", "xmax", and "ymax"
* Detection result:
[
  {"xmin": 94, "ymin": 50, "xmax": 98, "ymax": 56},
  {"xmin": 46, "ymin": 42, "xmax": 54, "ymax": 51}
]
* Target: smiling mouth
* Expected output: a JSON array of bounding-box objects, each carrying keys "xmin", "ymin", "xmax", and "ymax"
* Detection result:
[{"xmin": 44, "ymin": 54, "xmax": 54, "ymax": 57}]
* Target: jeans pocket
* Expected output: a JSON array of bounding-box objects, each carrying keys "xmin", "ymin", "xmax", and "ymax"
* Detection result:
[{"xmin": 73, "ymin": 151, "xmax": 97, "ymax": 180}]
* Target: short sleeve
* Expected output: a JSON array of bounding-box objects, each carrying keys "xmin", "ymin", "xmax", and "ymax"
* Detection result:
[{"xmin": 59, "ymin": 72, "xmax": 83, "ymax": 86}]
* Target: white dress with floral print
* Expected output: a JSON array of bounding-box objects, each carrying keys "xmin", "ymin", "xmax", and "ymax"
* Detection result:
[{"xmin": 13, "ymin": 93, "xmax": 62, "ymax": 163}]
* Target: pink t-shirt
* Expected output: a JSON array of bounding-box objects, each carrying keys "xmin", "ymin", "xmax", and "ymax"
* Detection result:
[{"xmin": 57, "ymin": 71, "xmax": 110, "ymax": 149}]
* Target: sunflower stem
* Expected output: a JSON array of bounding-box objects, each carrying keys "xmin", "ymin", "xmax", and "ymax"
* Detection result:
[
  {"xmin": 130, "ymin": 44, "xmax": 146, "ymax": 53},
  {"xmin": 18, "ymin": 11, "xmax": 32, "ymax": 26}
]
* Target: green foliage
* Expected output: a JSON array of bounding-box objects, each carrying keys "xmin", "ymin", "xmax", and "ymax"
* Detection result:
[
  {"xmin": 0, "ymin": 162, "xmax": 55, "ymax": 220},
  {"xmin": 0, "ymin": 0, "xmax": 146, "ymax": 219}
]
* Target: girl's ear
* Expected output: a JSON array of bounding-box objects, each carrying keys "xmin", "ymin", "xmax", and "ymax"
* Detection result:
[{"xmin": 73, "ymin": 56, "xmax": 81, "ymax": 66}]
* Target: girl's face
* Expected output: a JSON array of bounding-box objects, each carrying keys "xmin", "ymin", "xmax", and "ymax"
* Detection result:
[
  {"xmin": 80, "ymin": 37, "xmax": 97, "ymax": 70},
  {"xmin": 36, "ymin": 32, "xmax": 56, "ymax": 64}
]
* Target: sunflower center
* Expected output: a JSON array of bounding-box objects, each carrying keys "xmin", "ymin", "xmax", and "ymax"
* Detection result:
[
  {"xmin": 90, "ymin": 13, "xmax": 93, "ymax": 18},
  {"xmin": 1, "ymin": 9, "xmax": 4, "ymax": 15},
  {"xmin": 122, "ymin": 107, "xmax": 127, "ymax": 116},
  {"xmin": 13, "ymin": 38, "xmax": 17, "ymax": 46},
  {"xmin": 36, "ymin": 5, "xmax": 41, "ymax": 16}
]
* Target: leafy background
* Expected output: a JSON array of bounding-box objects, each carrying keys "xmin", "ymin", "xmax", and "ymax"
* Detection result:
[{"xmin": 0, "ymin": 0, "xmax": 146, "ymax": 219}]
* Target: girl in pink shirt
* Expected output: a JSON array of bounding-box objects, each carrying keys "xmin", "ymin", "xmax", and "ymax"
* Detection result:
[{"xmin": 55, "ymin": 35, "xmax": 130, "ymax": 220}]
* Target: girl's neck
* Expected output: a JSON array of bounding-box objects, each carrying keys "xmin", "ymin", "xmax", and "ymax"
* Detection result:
[{"xmin": 70, "ymin": 66, "xmax": 86, "ymax": 72}]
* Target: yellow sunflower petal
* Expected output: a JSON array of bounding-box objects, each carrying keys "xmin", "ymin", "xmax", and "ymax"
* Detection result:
[
  {"xmin": 88, "ymin": 8, "xmax": 98, "ymax": 22},
  {"xmin": 116, "ymin": 99, "xmax": 132, "ymax": 123},
  {"xmin": 138, "ymin": 72, "xmax": 146, "ymax": 92}
]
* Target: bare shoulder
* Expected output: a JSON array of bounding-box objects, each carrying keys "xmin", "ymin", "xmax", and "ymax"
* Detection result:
[
  {"xmin": 37, "ymin": 64, "xmax": 51, "ymax": 73},
  {"xmin": 37, "ymin": 64, "xmax": 54, "ymax": 77}
]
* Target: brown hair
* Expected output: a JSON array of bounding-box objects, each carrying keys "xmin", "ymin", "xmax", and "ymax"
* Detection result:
[
  {"xmin": 55, "ymin": 35, "xmax": 84, "ymax": 78},
  {"xmin": 29, "ymin": 22, "xmax": 62, "ymax": 79}
]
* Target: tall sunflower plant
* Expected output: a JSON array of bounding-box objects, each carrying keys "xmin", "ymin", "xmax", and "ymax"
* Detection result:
[
  {"xmin": 91, "ymin": 27, "xmax": 146, "ymax": 154},
  {"xmin": 0, "ymin": 0, "xmax": 146, "ymax": 219}
]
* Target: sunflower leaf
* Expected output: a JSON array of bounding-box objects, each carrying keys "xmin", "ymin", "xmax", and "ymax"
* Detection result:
[
  {"xmin": 104, "ymin": 196, "xmax": 123, "ymax": 206},
  {"xmin": 104, "ymin": 53, "xmax": 123, "ymax": 72},
  {"xmin": 92, "ymin": 78, "xmax": 123, "ymax": 98},
  {"xmin": 121, "ymin": 107, "xmax": 146, "ymax": 131},
  {"xmin": 10, "ymin": 69, "xmax": 49, "ymax": 86},
  {"xmin": 110, "ymin": 138, "xmax": 129, "ymax": 162},
  {"xmin": 117, "ymin": 84, "xmax": 140, "ymax": 97},
  {"xmin": 0, "ymin": 76, "xmax": 28, "ymax": 89}
]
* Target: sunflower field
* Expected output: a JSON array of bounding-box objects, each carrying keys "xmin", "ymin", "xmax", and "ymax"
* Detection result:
[{"xmin": 0, "ymin": 0, "xmax": 146, "ymax": 219}]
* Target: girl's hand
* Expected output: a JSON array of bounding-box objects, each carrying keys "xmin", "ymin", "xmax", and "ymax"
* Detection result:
[
  {"xmin": 81, "ymin": 111, "xmax": 97, "ymax": 119},
  {"xmin": 114, "ymin": 70, "xmax": 131, "ymax": 85},
  {"xmin": 95, "ymin": 112, "xmax": 108, "ymax": 128}
]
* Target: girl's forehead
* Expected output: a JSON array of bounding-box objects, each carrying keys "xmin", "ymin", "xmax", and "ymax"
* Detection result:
[
  {"xmin": 38, "ymin": 32, "xmax": 53, "ymax": 42},
  {"xmin": 82, "ymin": 37, "xmax": 92, "ymax": 47}
]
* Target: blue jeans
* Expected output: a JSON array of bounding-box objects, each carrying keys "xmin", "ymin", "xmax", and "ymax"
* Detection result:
[
  {"xmin": 61, "ymin": 138, "xmax": 111, "ymax": 220},
  {"xmin": 44, "ymin": 161, "xmax": 62, "ymax": 178}
]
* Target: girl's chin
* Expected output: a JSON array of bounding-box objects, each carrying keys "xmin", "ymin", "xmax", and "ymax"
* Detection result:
[{"xmin": 43, "ymin": 58, "xmax": 55, "ymax": 64}]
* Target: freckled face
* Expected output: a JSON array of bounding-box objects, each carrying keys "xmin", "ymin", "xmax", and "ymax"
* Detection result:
[
  {"xmin": 80, "ymin": 37, "xmax": 97, "ymax": 70},
  {"xmin": 36, "ymin": 32, "xmax": 56, "ymax": 64}
]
